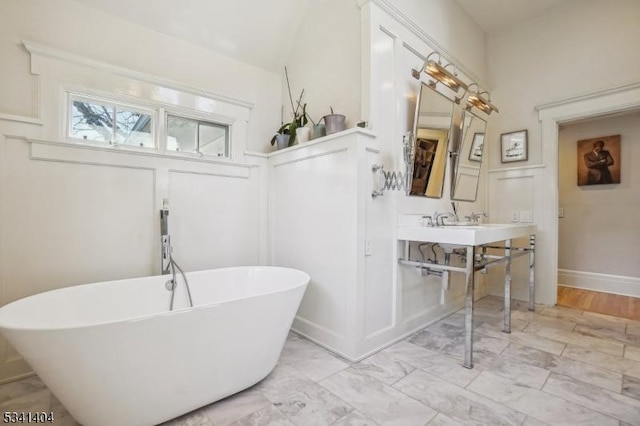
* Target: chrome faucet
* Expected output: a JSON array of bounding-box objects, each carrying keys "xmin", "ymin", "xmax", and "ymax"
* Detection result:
[
  {"xmin": 421, "ymin": 215, "xmax": 434, "ymax": 227},
  {"xmin": 434, "ymin": 211, "xmax": 458, "ymax": 226},
  {"xmin": 160, "ymin": 199, "xmax": 171, "ymax": 275},
  {"xmin": 470, "ymin": 212, "xmax": 487, "ymax": 223}
]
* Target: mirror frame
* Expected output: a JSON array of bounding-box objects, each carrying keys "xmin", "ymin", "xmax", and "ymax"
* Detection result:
[
  {"xmin": 409, "ymin": 82, "xmax": 454, "ymax": 199},
  {"xmin": 450, "ymin": 107, "xmax": 487, "ymax": 202}
]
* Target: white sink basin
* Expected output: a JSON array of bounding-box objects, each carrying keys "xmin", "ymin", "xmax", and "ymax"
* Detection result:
[{"xmin": 397, "ymin": 215, "xmax": 536, "ymax": 246}]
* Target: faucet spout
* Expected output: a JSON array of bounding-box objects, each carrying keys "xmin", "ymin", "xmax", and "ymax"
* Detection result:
[
  {"xmin": 471, "ymin": 212, "xmax": 487, "ymax": 223},
  {"xmin": 434, "ymin": 211, "xmax": 457, "ymax": 226}
]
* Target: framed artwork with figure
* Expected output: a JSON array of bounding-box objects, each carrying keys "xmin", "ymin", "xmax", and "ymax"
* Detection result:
[{"xmin": 577, "ymin": 135, "xmax": 621, "ymax": 186}]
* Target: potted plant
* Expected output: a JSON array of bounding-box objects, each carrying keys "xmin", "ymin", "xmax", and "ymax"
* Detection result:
[{"xmin": 270, "ymin": 67, "xmax": 308, "ymax": 149}]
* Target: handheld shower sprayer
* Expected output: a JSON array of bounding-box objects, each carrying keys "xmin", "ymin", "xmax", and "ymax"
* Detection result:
[{"xmin": 161, "ymin": 199, "xmax": 171, "ymax": 274}]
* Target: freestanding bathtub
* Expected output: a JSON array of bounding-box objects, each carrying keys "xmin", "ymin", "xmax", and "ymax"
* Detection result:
[{"xmin": 0, "ymin": 266, "xmax": 309, "ymax": 426}]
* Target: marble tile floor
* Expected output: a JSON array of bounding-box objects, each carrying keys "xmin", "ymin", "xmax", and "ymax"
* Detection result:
[{"xmin": 3, "ymin": 296, "xmax": 640, "ymax": 425}]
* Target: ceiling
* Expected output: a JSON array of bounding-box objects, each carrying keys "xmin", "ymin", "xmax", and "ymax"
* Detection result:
[
  {"xmin": 73, "ymin": 0, "xmax": 312, "ymax": 72},
  {"xmin": 73, "ymin": 0, "xmax": 565, "ymax": 72}
]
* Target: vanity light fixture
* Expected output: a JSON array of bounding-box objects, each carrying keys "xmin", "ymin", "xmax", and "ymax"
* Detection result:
[
  {"xmin": 412, "ymin": 52, "xmax": 468, "ymax": 93},
  {"xmin": 461, "ymin": 83, "xmax": 499, "ymax": 115}
]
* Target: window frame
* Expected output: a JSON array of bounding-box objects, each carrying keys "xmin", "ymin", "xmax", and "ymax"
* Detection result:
[
  {"xmin": 67, "ymin": 93, "xmax": 157, "ymax": 152},
  {"xmin": 165, "ymin": 113, "xmax": 230, "ymax": 158},
  {"xmin": 65, "ymin": 92, "xmax": 233, "ymax": 161}
]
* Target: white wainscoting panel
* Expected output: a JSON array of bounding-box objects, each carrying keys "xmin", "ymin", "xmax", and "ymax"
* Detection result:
[
  {"xmin": 0, "ymin": 136, "xmax": 265, "ymax": 382},
  {"xmin": 270, "ymin": 142, "xmax": 355, "ymax": 351},
  {"xmin": 168, "ymin": 169, "xmax": 261, "ymax": 272},
  {"xmin": 1, "ymin": 137, "xmax": 156, "ymax": 304},
  {"xmin": 268, "ymin": 129, "xmax": 382, "ymax": 360},
  {"xmin": 363, "ymin": 149, "xmax": 394, "ymax": 340},
  {"xmin": 488, "ymin": 166, "xmax": 545, "ymax": 302}
]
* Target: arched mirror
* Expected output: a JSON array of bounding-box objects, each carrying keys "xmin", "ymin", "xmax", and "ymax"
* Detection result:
[
  {"xmin": 409, "ymin": 83, "xmax": 452, "ymax": 198},
  {"xmin": 451, "ymin": 108, "xmax": 487, "ymax": 201}
]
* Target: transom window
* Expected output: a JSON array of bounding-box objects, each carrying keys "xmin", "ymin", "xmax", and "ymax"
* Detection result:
[
  {"xmin": 167, "ymin": 115, "xmax": 229, "ymax": 157},
  {"xmin": 67, "ymin": 92, "xmax": 231, "ymax": 159},
  {"xmin": 68, "ymin": 94, "xmax": 154, "ymax": 148}
]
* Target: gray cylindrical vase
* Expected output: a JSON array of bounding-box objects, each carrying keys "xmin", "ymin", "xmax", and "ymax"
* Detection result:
[
  {"xmin": 311, "ymin": 123, "xmax": 326, "ymax": 140},
  {"xmin": 275, "ymin": 134, "xmax": 290, "ymax": 150},
  {"xmin": 323, "ymin": 114, "xmax": 346, "ymax": 135}
]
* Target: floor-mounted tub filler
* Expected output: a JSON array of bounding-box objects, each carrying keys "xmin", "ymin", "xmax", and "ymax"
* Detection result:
[{"xmin": 0, "ymin": 266, "xmax": 309, "ymax": 426}]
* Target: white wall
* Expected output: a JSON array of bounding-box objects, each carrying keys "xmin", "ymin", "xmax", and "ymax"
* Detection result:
[
  {"xmin": 558, "ymin": 111, "xmax": 640, "ymax": 295},
  {"xmin": 386, "ymin": 0, "xmax": 488, "ymax": 84},
  {"xmin": 0, "ymin": 0, "xmax": 274, "ymax": 382},
  {"xmin": 487, "ymin": 0, "xmax": 640, "ymax": 168},
  {"xmin": 283, "ymin": 0, "xmax": 362, "ymax": 130},
  {"xmin": 485, "ymin": 0, "xmax": 640, "ymax": 303},
  {"xmin": 283, "ymin": 0, "xmax": 489, "ymax": 136},
  {"xmin": 361, "ymin": 0, "xmax": 492, "ymax": 338},
  {"xmin": 0, "ymin": 0, "xmax": 282, "ymax": 152}
]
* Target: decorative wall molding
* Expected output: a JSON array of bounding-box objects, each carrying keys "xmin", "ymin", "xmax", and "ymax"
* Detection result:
[
  {"xmin": 558, "ymin": 269, "xmax": 640, "ymax": 298},
  {"xmin": 536, "ymin": 81, "xmax": 640, "ymax": 112},
  {"xmin": 266, "ymin": 128, "xmax": 377, "ymax": 159},
  {"xmin": 23, "ymin": 41, "xmax": 254, "ymax": 111},
  {"xmin": 0, "ymin": 113, "xmax": 43, "ymax": 126},
  {"xmin": 537, "ymin": 81, "xmax": 640, "ymax": 123},
  {"xmin": 5, "ymin": 136, "xmax": 255, "ymax": 179},
  {"xmin": 272, "ymin": 148, "xmax": 348, "ymax": 169},
  {"xmin": 358, "ymin": 0, "xmax": 485, "ymax": 86},
  {"xmin": 488, "ymin": 164, "xmax": 547, "ymax": 174}
]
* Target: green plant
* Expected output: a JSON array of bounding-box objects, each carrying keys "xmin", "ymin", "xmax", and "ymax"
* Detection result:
[{"xmin": 270, "ymin": 67, "xmax": 308, "ymax": 147}]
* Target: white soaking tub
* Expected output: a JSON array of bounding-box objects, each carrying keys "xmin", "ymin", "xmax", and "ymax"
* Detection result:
[{"xmin": 0, "ymin": 266, "xmax": 309, "ymax": 426}]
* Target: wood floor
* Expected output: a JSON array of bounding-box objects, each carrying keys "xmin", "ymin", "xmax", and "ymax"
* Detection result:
[{"xmin": 557, "ymin": 285, "xmax": 640, "ymax": 321}]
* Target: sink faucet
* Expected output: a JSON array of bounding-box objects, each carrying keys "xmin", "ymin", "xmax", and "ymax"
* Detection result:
[
  {"xmin": 434, "ymin": 211, "xmax": 457, "ymax": 226},
  {"xmin": 470, "ymin": 212, "xmax": 487, "ymax": 223},
  {"xmin": 421, "ymin": 215, "xmax": 435, "ymax": 227}
]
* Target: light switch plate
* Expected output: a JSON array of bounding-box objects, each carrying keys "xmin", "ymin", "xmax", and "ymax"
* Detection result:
[
  {"xmin": 520, "ymin": 210, "xmax": 533, "ymax": 222},
  {"xmin": 365, "ymin": 239, "xmax": 372, "ymax": 256},
  {"xmin": 511, "ymin": 211, "xmax": 520, "ymax": 222}
]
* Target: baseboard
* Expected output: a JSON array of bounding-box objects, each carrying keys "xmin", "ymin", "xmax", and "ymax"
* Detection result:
[
  {"xmin": 0, "ymin": 358, "xmax": 33, "ymax": 385},
  {"xmin": 558, "ymin": 269, "xmax": 640, "ymax": 298}
]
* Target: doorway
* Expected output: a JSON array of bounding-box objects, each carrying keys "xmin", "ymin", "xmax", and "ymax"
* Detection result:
[
  {"xmin": 555, "ymin": 111, "xmax": 640, "ymax": 320},
  {"xmin": 535, "ymin": 82, "xmax": 640, "ymax": 308}
]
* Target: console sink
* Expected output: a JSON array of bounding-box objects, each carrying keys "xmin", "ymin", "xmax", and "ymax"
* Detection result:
[
  {"xmin": 438, "ymin": 243, "xmax": 466, "ymax": 253},
  {"xmin": 398, "ymin": 214, "xmax": 536, "ymax": 246}
]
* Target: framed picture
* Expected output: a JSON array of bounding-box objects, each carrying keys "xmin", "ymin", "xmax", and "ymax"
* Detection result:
[
  {"xmin": 501, "ymin": 130, "xmax": 528, "ymax": 163},
  {"xmin": 577, "ymin": 134, "xmax": 621, "ymax": 186},
  {"xmin": 469, "ymin": 132, "xmax": 485, "ymax": 162}
]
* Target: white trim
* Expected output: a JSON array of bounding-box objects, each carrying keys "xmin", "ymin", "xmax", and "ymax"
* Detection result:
[
  {"xmin": 357, "ymin": 0, "xmax": 485, "ymax": 87},
  {"xmin": 244, "ymin": 151, "xmax": 269, "ymax": 159},
  {"xmin": 265, "ymin": 128, "xmax": 377, "ymax": 158},
  {"xmin": 488, "ymin": 164, "xmax": 546, "ymax": 174},
  {"xmin": 67, "ymin": 92, "xmax": 157, "ymax": 148},
  {"xmin": 4, "ymin": 135, "xmax": 255, "ymax": 174},
  {"xmin": 535, "ymin": 82, "xmax": 640, "ymax": 306},
  {"xmin": 0, "ymin": 113, "xmax": 43, "ymax": 126},
  {"xmin": 23, "ymin": 40, "xmax": 254, "ymax": 110},
  {"xmin": 0, "ymin": 359, "xmax": 33, "ymax": 385},
  {"xmin": 536, "ymin": 81, "xmax": 640, "ymax": 112},
  {"xmin": 558, "ymin": 269, "xmax": 640, "ymax": 298}
]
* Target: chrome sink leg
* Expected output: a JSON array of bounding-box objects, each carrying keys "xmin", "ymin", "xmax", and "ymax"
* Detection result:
[
  {"xmin": 503, "ymin": 239, "xmax": 512, "ymax": 334},
  {"xmin": 529, "ymin": 235, "xmax": 536, "ymax": 311},
  {"xmin": 463, "ymin": 245, "xmax": 475, "ymax": 369}
]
